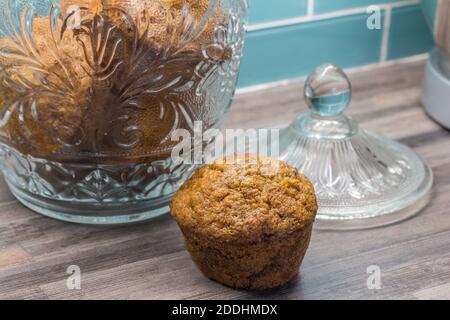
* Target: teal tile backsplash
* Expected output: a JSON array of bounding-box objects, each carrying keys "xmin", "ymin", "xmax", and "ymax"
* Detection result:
[
  {"xmin": 240, "ymin": 13, "xmax": 383, "ymax": 87},
  {"xmin": 239, "ymin": 0, "xmax": 436, "ymax": 88},
  {"xmin": 421, "ymin": 0, "xmax": 438, "ymax": 31},
  {"xmin": 249, "ymin": 0, "xmax": 308, "ymax": 24},
  {"xmin": 388, "ymin": 4, "xmax": 434, "ymax": 60}
]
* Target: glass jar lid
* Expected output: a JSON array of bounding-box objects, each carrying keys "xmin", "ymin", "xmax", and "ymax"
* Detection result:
[{"xmin": 274, "ymin": 64, "xmax": 433, "ymax": 230}]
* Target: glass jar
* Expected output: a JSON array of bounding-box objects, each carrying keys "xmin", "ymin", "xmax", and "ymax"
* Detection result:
[{"xmin": 0, "ymin": 0, "xmax": 248, "ymax": 224}]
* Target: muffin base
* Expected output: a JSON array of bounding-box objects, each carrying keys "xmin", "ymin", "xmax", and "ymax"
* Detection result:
[{"xmin": 181, "ymin": 224, "xmax": 313, "ymax": 290}]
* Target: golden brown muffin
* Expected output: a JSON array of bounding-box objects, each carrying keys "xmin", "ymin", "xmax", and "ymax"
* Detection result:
[{"xmin": 170, "ymin": 154, "xmax": 318, "ymax": 290}]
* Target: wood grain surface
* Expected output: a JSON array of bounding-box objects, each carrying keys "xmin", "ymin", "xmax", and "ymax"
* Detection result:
[{"xmin": 1, "ymin": 58, "xmax": 449, "ymax": 300}]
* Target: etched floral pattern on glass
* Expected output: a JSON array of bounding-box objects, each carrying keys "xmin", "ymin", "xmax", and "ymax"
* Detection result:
[{"xmin": 0, "ymin": 0, "xmax": 248, "ymax": 223}]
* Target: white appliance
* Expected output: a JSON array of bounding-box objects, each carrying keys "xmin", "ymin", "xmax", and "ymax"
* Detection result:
[{"xmin": 422, "ymin": 0, "xmax": 450, "ymax": 129}]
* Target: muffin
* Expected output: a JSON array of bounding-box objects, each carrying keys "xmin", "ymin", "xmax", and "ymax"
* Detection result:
[
  {"xmin": 0, "ymin": 0, "xmax": 223, "ymax": 158},
  {"xmin": 170, "ymin": 154, "xmax": 318, "ymax": 290}
]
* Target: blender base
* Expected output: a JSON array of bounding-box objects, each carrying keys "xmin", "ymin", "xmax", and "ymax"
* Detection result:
[{"xmin": 422, "ymin": 48, "xmax": 450, "ymax": 130}]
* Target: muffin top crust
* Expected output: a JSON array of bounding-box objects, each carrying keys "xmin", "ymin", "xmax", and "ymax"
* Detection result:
[{"xmin": 170, "ymin": 154, "xmax": 318, "ymax": 243}]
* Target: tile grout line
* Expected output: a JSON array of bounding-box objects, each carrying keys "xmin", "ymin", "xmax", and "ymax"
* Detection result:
[
  {"xmin": 380, "ymin": 5, "xmax": 393, "ymax": 63},
  {"xmin": 307, "ymin": 0, "xmax": 314, "ymax": 17},
  {"xmin": 247, "ymin": 0, "xmax": 420, "ymax": 32}
]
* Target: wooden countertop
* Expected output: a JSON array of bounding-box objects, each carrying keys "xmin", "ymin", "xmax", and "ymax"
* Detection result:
[{"xmin": 1, "ymin": 58, "xmax": 450, "ymax": 300}]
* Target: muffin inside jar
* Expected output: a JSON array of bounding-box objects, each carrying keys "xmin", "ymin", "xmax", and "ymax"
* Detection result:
[{"xmin": 0, "ymin": 0, "xmax": 226, "ymax": 162}]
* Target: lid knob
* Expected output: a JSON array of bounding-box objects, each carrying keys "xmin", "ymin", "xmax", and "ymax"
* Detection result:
[{"xmin": 304, "ymin": 64, "xmax": 352, "ymax": 117}]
